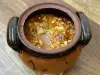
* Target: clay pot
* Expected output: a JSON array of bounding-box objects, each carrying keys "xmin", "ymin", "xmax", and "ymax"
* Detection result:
[{"xmin": 7, "ymin": 3, "xmax": 92, "ymax": 74}]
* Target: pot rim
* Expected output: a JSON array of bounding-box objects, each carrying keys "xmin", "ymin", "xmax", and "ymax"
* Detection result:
[{"xmin": 18, "ymin": 3, "xmax": 81, "ymax": 54}]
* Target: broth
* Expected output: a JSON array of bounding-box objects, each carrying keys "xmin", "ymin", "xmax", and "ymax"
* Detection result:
[{"xmin": 24, "ymin": 14, "xmax": 75, "ymax": 50}]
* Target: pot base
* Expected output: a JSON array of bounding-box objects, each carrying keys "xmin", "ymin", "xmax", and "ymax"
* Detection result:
[{"xmin": 19, "ymin": 45, "xmax": 81, "ymax": 74}]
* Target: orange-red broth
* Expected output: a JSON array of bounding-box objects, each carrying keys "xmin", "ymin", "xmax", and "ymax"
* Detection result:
[{"xmin": 24, "ymin": 14, "xmax": 75, "ymax": 50}]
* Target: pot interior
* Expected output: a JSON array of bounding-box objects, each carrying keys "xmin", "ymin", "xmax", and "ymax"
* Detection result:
[
  {"xmin": 25, "ymin": 8, "xmax": 74, "ymax": 23},
  {"xmin": 24, "ymin": 8, "xmax": 75, "ymax": 50},
  {"xmin": 18, "ymin": 3, "xmax": 81, "ymax": 54}
]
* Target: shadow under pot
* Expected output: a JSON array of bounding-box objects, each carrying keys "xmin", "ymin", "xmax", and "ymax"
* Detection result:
[{"xmin": 7, "ymin": 3, "xmax": 92, "ymax": 74}]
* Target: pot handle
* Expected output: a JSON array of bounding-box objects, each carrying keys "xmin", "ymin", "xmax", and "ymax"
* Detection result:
[
  {"xmin": 7, "ymin": 17, "xmax": 20, "ymax": 51},
  {"xmin": 76, "ymin": 12, "xmax": 92, "ymax": 46}
]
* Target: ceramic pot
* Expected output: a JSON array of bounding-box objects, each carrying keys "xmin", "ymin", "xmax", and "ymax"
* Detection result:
[{"xmin": 7, "ymin": 3, "xmax": 92, "ymax": 74}]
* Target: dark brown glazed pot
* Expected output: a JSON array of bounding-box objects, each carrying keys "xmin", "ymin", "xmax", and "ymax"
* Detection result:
[{"xmin": 7, "ymin": 3, "xmax": 92, "ymax": 74}]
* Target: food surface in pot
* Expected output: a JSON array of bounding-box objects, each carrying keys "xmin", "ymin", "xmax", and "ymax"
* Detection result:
[{"xmin": 24, "ymin": 14, "xmax": 75, "ymax": 50}]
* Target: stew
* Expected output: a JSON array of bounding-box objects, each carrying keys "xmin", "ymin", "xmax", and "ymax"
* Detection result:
[{"xmin": 24, "ymin": 14, "xmax": 75, "ymax": 50}]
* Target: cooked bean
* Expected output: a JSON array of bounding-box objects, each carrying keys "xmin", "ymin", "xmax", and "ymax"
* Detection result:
[{"xmin": 24, "ymin": 14, "xmax": 75, "ymax": 50}]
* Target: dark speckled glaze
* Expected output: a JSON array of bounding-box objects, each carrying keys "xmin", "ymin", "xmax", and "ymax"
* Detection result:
[
  {"xmin": 76, "ymin": 12, "xmax": 92, "ymax": 46},
  {"xmin": 7, "ymin": 17, "xmax": 20, "ymax": 51}
]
